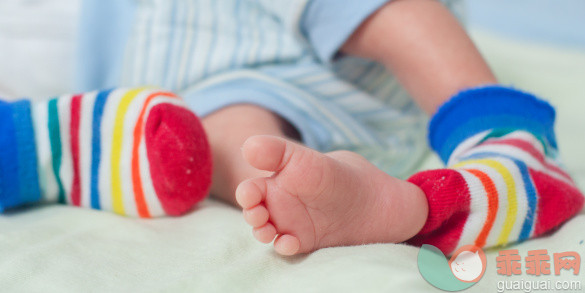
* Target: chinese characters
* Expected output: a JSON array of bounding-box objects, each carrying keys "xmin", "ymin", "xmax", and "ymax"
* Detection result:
[{"xmin": 496, "ymin": 249, "xmax": 580, "ymax": 276}]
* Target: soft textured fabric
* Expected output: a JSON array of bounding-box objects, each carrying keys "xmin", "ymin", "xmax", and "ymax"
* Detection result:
[
  {"xmin": 0, "ymin": 88, "xmax": 212, "ymax": 217},
  {"xmin": 300, "ymin": 0, "xmax": 390, "ymax": 62},
  {"xmin": 75, "ymin": 0, "xmax": 311, "ymax": 92},
  {"xmin": 407, "ymin": 86, "xmax": 584, "ymax": 255},
  {"xmin": 75, "ymin": 0, "xmax": 465, "ymax": 93},
  {"xmin": 75, "ymin": 0, "xmax": 135, "ymax": 91}
]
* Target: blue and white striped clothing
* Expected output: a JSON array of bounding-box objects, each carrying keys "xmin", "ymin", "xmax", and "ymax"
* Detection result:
[{"xmin": 75, "ymin": 0, "xmax": 464, "ymax": 178}]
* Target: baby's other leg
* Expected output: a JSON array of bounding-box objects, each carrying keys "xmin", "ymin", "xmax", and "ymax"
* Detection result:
[
  {"xmin": 202, "ymin": 104, "xmax": 299, "ymax": 205},
  {"xmin": 0, "ymin": 88, "xmax": 212, "ymax": 217}
]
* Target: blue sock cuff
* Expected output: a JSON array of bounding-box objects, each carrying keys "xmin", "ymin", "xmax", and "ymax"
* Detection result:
[
  {"xmin": 428, "ymin": 85, "xmax": 557, "ymax": 163},
  {"xmin": 0, "ymin": 100, "xmax": 41, "ymax": 211},
  {"xmin": 0, "ymin": 100, "xmax": 22, "ymax": 211}
]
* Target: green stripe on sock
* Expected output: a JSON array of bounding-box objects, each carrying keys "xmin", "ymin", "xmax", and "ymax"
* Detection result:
[
  {"xmin": 48, "ymin": 99, "xmax": 66, "ymax": 203},
  {"xmin": 480, "ymin": 128, "xmax": 552, "ymax": 157}
]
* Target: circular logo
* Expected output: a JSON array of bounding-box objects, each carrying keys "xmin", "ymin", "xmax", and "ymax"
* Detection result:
[{"xmin": 418, "ymin": 244, "xmax": 487, "ymax": 291}]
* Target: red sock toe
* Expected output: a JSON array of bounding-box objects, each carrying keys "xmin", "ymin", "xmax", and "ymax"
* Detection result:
[
  {"xmin": 145, "ymin": 103, "xmax": 212, "ymax": 216},
  {"xmin": 531, "ymin": 169, "xmax": 584, "ymax": 236}
]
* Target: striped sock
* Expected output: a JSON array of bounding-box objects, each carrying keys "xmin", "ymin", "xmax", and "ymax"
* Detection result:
[
  {"xmin": 407, "ymin": 86, "xmax": 584, "ymax": 255},
  {"xmin": 0, "ymin": 88, "xmax": 212, "ymax": 217}
]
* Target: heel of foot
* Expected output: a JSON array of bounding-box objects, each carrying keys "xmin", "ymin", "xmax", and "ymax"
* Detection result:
[{"xmin": 145, "ymin": 103, "xmax": 212, "ymax": 216}]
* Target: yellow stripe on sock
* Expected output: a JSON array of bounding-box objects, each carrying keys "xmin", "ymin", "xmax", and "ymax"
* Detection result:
[
  {"xmin": 111, "ymin": 88, "xmax": 145, "ymax": 215},
  {"xmin": 453, "ymin": 159, "xmax": 518, "ymax": 246}
]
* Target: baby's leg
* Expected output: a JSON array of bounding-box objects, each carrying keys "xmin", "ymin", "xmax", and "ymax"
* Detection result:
[{"xmin": 201, "ymin": 104, "xmax": 299, "ymax": 205}]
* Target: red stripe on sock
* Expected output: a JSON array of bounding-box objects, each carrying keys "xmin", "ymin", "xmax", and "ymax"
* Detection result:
[
  {"xmin": 530, "ymin": 168, "xmax": 584, "ymax": 236},
  {"xmin": 70, "ymin": 94, "xmax": 83, "ymax": 206},
  {"xmin": 483, "ymin": 138, "xmax": 572, "ymax": 181},
  {"xmin": 131, "ymin": 92, "xmax": 177, "ymax": 218},
  {"xmin": 466, "ymin": 169, "xmax": 499, "ymax": 248}
]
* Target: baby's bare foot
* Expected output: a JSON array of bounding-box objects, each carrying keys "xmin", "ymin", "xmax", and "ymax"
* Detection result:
[{"xmin": 235, "ymin": 135, "xmax": 429, "ymax": 256}]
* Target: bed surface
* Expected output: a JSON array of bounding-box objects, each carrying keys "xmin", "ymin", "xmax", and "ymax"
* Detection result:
[{"xmin": 0, "ymin": 2, "xmax": 584, "ymax": 291}]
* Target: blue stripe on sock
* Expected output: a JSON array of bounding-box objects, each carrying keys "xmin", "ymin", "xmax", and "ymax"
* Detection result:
[
  {"xmin": 428, "ymin": 86, "xmax": 557, "ymax": 163},
  {"xmin": 458, "ymin": 151, "xmax": 538, "ymax": 242},
  {"xmin": 90, "ymin": 89, "xmax": 112, "ymax": 210},
  {"xmin": 515, "ymin": 160, "xmax": 537, "ymax": 241},
  {"xmin": 11, "ymin": 100, "xmax": 41, "ymax": 205},
  {"xmin": 440, "ymin": 116, "xmax": 550, "ymax": 163},
  {"xmin": 0, "ymin": 100, "xmax": 21, "ymax": 211}
]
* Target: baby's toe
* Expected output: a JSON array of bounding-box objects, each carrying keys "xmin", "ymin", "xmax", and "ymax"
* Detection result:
[
  {"xmin": 242, "ymin": 135, "xmax": 290, "ymax": 172},
  {"xmin": 274, "ymin": 234, "xmax": 300, "ymax": 256},
  {"xmin": 235, "ymin": 178, "xmax": 266, "ymax": 209},
  {"xmin": 253, "ymin": 223, "xmax": 277, "ymax": 243},
  {"xmin": 243, "ymin": 204, "xmax": 269, "ymax": 227}
]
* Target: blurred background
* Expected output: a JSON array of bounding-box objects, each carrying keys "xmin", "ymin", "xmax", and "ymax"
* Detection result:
[
  {"xmin": 0, "ymin": 0, "xmax": 583, "ymax": 99},
  {"xmin": 466, "ymin": 0, "xmax": 585, "ymax": 49}
]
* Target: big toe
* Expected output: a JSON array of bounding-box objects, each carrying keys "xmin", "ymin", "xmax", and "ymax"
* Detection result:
[{"xmin": 241, "ymin": 135, "xmax": 293, "ymax": 172}]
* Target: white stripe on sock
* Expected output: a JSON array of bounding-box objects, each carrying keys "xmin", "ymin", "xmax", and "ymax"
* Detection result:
[
  {"xmin": 79, "ymin": 91, "xmax": 98, "ymax": 208},
  {"xmin": 136, "ymin": 96, "xmax": 185, "ymax": 216},
  {"xmin": 447, "ymin": 131, "xmax": 491, "ymax": 166},
  {"xmin": 458, "ymin": 162, "xmax": 508, "ymax": 248},
  {"xmin": 32, "ymin": 100, "xmax": 59, "ymax": 202},
  {"xmin": 118, "ymin": 89, "xmax": 155, "ymax": 217},
  {"xmin": 57, "ymin": 94, "xmax": 73, "ymax": 204},
  {"xmin": 455, "ymin": 169, "xmax": 489, "ymax": 249},
  {"xmin": 460, "ymin": 144, "xmax": 573, "ymax": 186},
  {"xmin": 493, "ymin": 157, "xmax": 529, "ymax": 243}
]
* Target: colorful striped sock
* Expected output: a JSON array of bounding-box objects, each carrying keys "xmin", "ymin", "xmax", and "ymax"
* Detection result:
[
  {"xmin": 0, "ymin": 88, "xmax": 212, "ymax": 217},
  {"xmin": 407, "ymin": 86, "xmax": 584, "ymax": 255}
]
